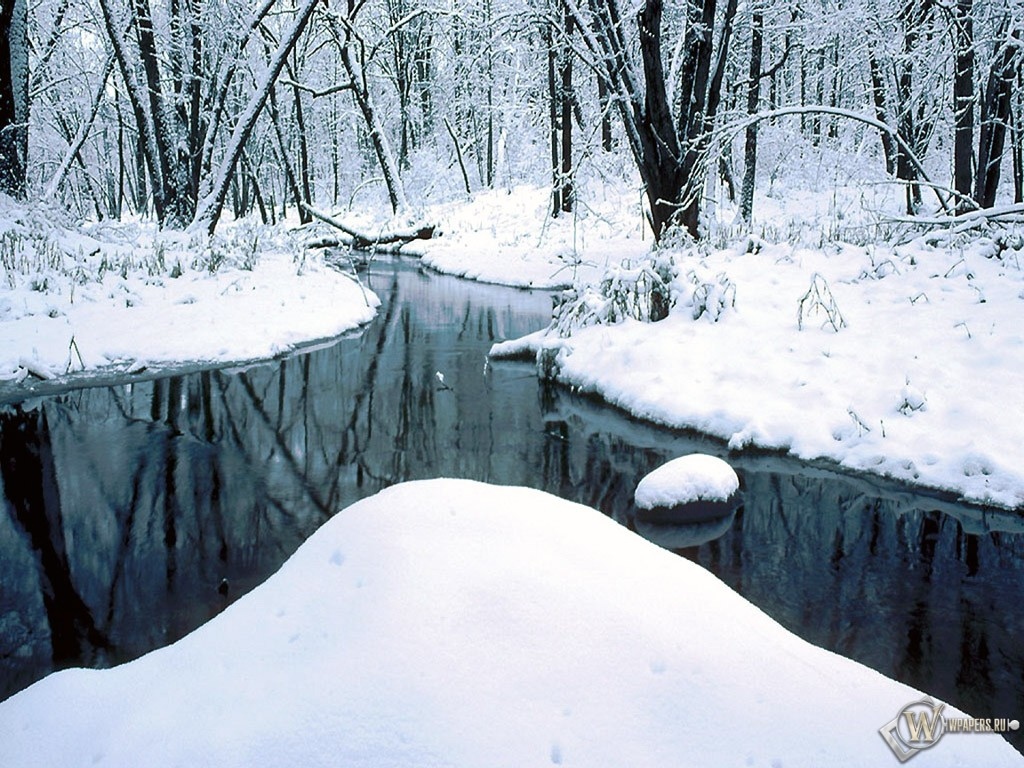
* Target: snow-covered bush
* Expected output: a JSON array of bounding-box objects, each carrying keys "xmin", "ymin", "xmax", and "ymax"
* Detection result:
[
  {"xmin": 550, "ymin": 252, "xmax": 674, "ymax": 337},
  {"xmin": 0, "ymin": 230, "xmax": 67, "ymax": 287},
  {"xmin": 193, "ymin": 223, "xmax": 265, "ymax": 274},
  {"xmin": 674, "ymin": 267, "xmax": 737, "ymax": 321},
  {"xmin": 549, "ymin": 245, "xmax": 740, "ymax": 337}
]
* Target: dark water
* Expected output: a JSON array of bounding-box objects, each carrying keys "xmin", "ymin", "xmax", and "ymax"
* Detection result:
[{"xmin": 0, "ymin": 257, "xmax": 1021, "ymax": 753}]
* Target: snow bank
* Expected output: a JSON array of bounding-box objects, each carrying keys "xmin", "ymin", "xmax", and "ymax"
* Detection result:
[
  {"xmin": 1, "ymin": 480, "xmax": 1019, "ymax": 767},
  {"xmin": 501, "ymin": 237, "xmax": 1024, "ymax": 510},
  {"xmin": 634, "ymin": 453, "xmax": 739, "ymax": 509},
  {"xmin": 0, "ymin": 205, "xmax": 379, "ymax": 382},
  {"xmin": 419, "ymin": 184, "xmax": 650, "ymax": 288}
]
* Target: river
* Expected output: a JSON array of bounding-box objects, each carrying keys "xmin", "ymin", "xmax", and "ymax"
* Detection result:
[{"xmin": 1, "ymin": 256, "xmax": 1021, "ymax": 753}]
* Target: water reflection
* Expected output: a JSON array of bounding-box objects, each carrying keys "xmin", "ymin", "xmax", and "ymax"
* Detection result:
[{"xmin": 0, "ymin": 257, "xmax": 1021, "ymax": 753}]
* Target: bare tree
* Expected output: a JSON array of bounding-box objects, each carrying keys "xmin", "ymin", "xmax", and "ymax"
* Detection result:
[
  {"xmin": 951, "ymin": 0, "xmax": 975, "ymax": 211},
  {"xmin": 974, "ymin": 22, "xmax": 1021, "ymax": 208},
  {"xmin": 569, "ymin": 0, "xmax": 738, "ymax": 241},
  {"xmin": 189, "ymin": 0, "xmax": 322, "ymax": 234},
  {"xmin": 324, "ymin": 0, "xmax": 409, "ymax": 213}
]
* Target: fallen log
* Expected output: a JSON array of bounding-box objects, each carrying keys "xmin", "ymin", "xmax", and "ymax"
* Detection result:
[
  {"xmin": 305, "ymin": 236, "xmax": 422, "ymax": 258},
  {"xmin": 300, "ymin": 203, "xmax": 437, "ymax": 251}
]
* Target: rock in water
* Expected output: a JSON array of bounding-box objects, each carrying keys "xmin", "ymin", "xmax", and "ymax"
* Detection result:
[{"xmin": 634, "ymin": 454, "xmax": 740, "ymax": 524}]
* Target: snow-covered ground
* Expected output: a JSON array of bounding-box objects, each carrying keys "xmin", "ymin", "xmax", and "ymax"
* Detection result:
[
  {"xmin": 0, "ymin": 200, "xmax": 379, "ymax": 385},
  {"xmin": 4, "ymin": 175, "xmax": 1021, "ymax": 510},
  {"xmin": 2, "ymin": 479, "xmax": 1018, "ymax": 767},
  {"xmin": 419, "ymin": 182, "xmax": 650, "ymax": 288}
]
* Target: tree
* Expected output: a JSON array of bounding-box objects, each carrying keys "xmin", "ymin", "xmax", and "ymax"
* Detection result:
[
  {"xmin": 189, "ymin": 0, "xmax": 323, "ymax": 233},
  {"xmin": 569, "ymin": 0, "xmax": 738, "ymax": 241},
  {"xmin": 0, "ymin": 0, "xmax": 28, "ymax": 197},
  {"xmin": 951, "ymin": 0, "xmax": 975, "ymax": 211},
  {"xmin": 324, "ymin": 0, "xmax": 410, "ymax": 214},
  {"xmin": 739, "ymin": 7, "xmax": 763, "ymax": 222},
  {"xmin": 974, "ymin": 23, "xmax": 1021, "ymax": 208},
  {"xmin": 545, "ymin": 0, "xmax": 575, "ymax": 216},
  {"xmin": 98, "ymin": 0, "xmax": 307, "ymax": 230},
  {"xmin": 867, "ymin": 0, "xmax": 941, "ymax": 213}
]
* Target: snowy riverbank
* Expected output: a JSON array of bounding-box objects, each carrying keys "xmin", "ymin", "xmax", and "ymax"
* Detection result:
[
  {"xmin": 418, "ymin": 182, "xmax": 651, "ymax": 288},
  {"xmin": 2, "ymin": 479, "xmax": 1019, "ymax": 767},
  {"xmin": 416, "ymin": 182, "xmax": 1024, "ymax": 510},
  {"xmin": 494, "ymin": 232, "xmax": 1024, "ymax": 510},
  {"xmin": 0, "ymin": 200, "xmax": 379, "ymax": 386}
]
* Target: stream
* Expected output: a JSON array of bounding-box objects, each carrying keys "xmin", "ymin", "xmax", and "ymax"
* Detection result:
[{"xmin": 1, "ymin": 256, "xmax": 1021, "ymax": 752}]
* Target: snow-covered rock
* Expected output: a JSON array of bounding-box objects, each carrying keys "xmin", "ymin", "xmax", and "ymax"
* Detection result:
[
  {"xmin": 633, "ymin": 453, "xmax": 740, "ymax": 524},
  {"xmin": 1, "ymin": 480, "xmax": 1019, "ymax": 767},
  {"xmin": 634, "ymin": 453, "xmax": 740, "ymax": 509}
]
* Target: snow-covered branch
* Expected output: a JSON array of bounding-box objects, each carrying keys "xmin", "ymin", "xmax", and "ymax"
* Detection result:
[
  {"xmin": 718, "ymin": 106, "xmax": 953, "ymax": 214},
  {"xmin": 300, "ymin": 203, "xmax": 436, "ymax": 251}
]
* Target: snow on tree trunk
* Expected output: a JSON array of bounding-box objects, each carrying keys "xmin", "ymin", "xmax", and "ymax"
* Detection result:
[{"xmin": 952, "ymin": 0, "xmax": 975, "ymax": 212}]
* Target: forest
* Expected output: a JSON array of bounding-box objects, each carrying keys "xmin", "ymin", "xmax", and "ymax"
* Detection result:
[{"xmin": 0, "ymin": 0, "xmax": 1021, "ymax": 240}]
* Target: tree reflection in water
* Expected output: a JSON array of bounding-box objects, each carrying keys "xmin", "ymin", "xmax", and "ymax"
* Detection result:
[{"xmin": 0, "ymin": 258, "xmax": 1021, "ymax": 753}]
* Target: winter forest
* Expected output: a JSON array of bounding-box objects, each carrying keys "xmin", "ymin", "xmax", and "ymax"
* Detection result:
[
  {"xmin": 2, "ymin": 0, "xmax": 1024, "ymax": 765},
  {"xmin": 1, "ymin": 0, "xmax": 1021, "ymax": 233}
]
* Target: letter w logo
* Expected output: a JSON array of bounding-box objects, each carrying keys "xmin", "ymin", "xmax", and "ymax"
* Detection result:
[{"xmin": 903, "ymin": 704, "xmax": 945, "ymax": 744}]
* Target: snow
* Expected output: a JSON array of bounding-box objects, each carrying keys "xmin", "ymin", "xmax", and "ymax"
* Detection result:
[
  {"xmin": 418, "ymin": 183, "xmax": 650, "ymax": 288},
  {"xmin": 1, "ymin": 479, "xmax": 1018, "ymax": 767},
  {"xmin": 634, "ymin": 453, "xmax": 740, "ymax": 509},
  {"xmin": 0, "ymin": 202, "xmax": 379, "ymax": 383}
]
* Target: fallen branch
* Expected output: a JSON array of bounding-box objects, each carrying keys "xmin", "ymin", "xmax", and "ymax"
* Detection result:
[
  {"xmin": 299, "ymin": 203, "xmax": 437, "ymax": 251},
  {"xmin": 886, "ymin": 203, "xmax": 1024, "ymax": 229},
  {"xmin": 305, "ymin": 236, "xmax": 424, "ymax": 257}
]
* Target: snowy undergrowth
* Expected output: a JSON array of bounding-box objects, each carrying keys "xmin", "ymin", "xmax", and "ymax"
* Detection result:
[
  {"xmin": 0, "ymin": 200, "xmax": 379, "ymax": 383},
  {"xmin": 495, "ymin": 226, "xmax": 1024, "ymax": 510}
]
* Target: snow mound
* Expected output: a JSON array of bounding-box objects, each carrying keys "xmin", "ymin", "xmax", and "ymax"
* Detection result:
[
  {"xmin": 634, "ymin": 453, "xmax": 740, "ymax": 509},
  {"xmin": 1, "ymin": 480, "xmax": 1019, "ymax": 767}
]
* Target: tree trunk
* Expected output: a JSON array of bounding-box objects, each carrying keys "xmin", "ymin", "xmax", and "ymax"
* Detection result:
[
  {"xmin": 546, "ymin": 25, "xmax": 561, "ymax": 215},
  {"xmin": 636, "ymin": 0, "xmax": 685, "ymax": 238},
  {"xmin": 415, "ymin": 29, "xmax": 433, "ymax": 140},
  {"xmin": 740, "ymin": 9, "xmax": 763, "ymax": 222},
  {"xmin": 974, "ymin": 29, "xmax": 1018, "ymax": 209},
  {"xmin": 0, "ymin": 0, "xmax": 28, "ymax": 198},
  {"xmin": 268, "ymin": 84, "xmax": 311, "ymax": 224},
  {"xmin": 131, "ymin": 0, "xmax": 191, "ymax": 227},
  {"xmin": 559, "ymin": 0, "xmax": 574, "ymax": 214},
  {"xmin": 868, "ymin": 54, "xmax": 898, "ymax": 176},
  {"xmin": 1012, "ymin": 69, "xmax": 1023, "ymax": 203},
  {"xmin": 952, "ymin": 0, "xmax": 975, "ymax": 212},
  {"xmin": 483, "ymin": 0, "xmax": 495, "ymax": 187},
  {"xmin": 292, "ymin": 79, "xmax": 314, "ymax": 220},
  {"xmin": 597, "ymin": 74, "xmax": 613, "ymax": 152}
]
